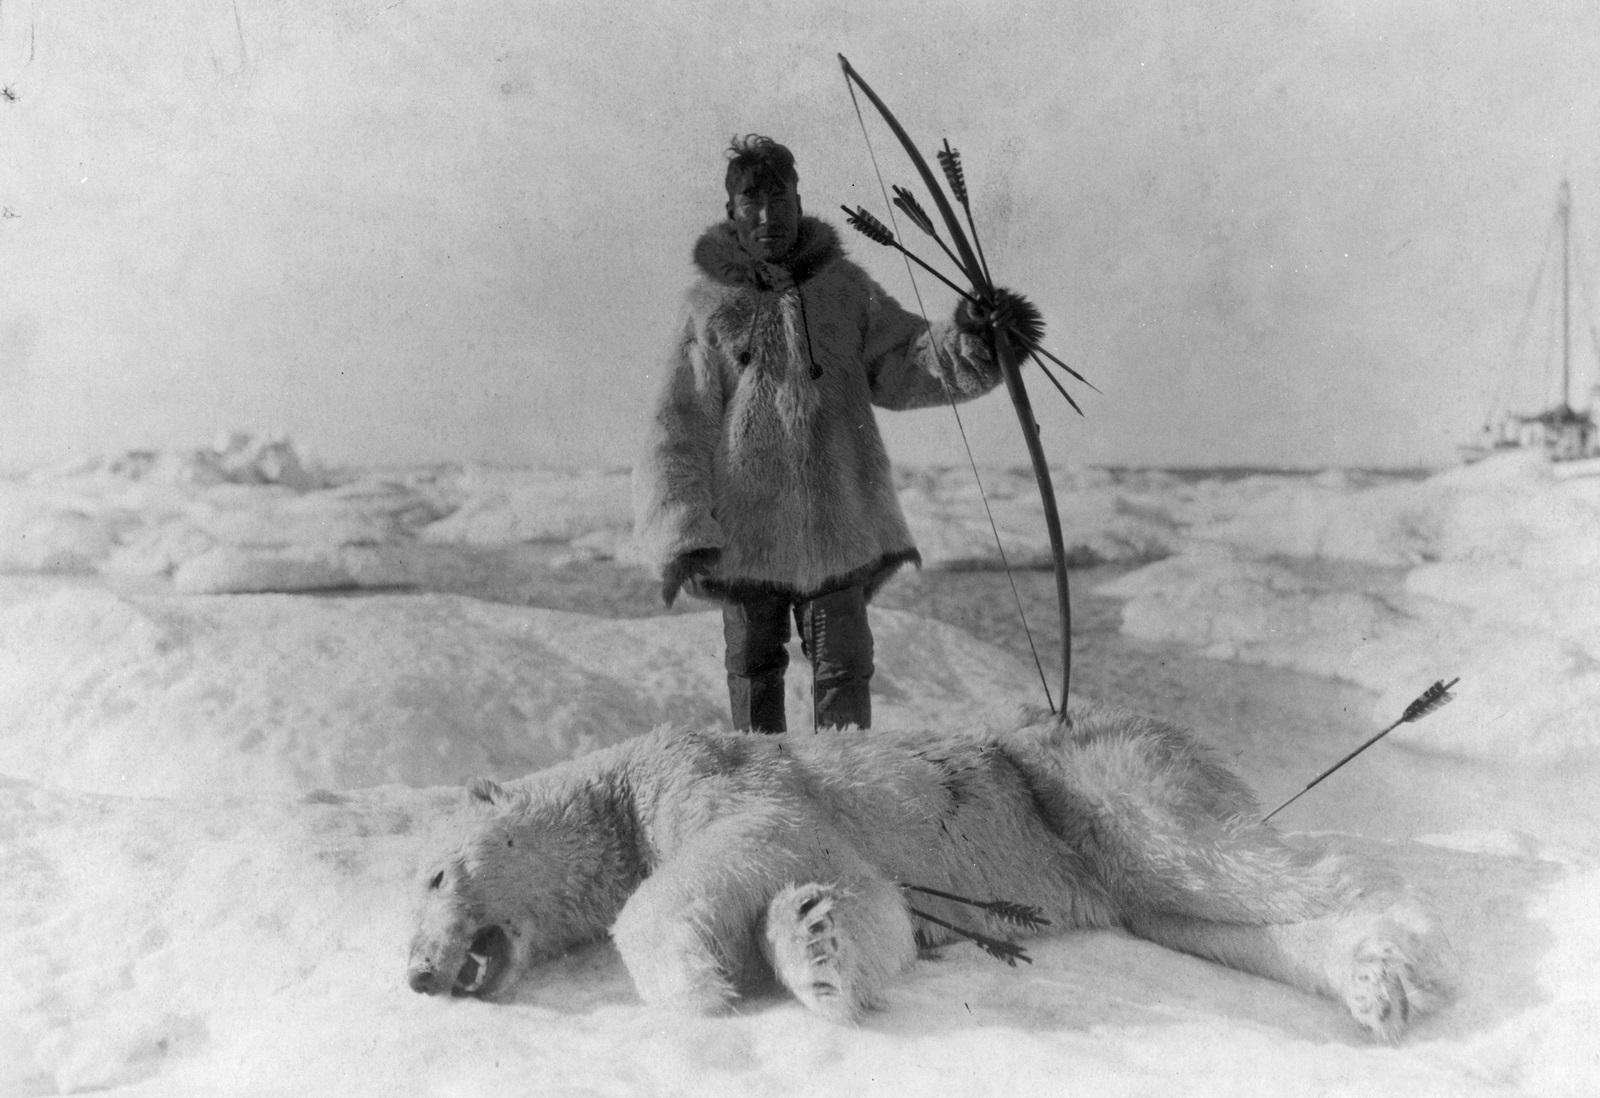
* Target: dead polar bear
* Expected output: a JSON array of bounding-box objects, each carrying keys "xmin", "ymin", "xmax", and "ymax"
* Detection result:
[{"xmin": 406, "ymin": 703, "xmax": 1456, "ymax": 1039}]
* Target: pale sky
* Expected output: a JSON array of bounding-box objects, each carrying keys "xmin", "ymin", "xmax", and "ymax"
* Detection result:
[{"xmin": 3, "ymin": 1, "xmax": 1599, "ymax": 473}]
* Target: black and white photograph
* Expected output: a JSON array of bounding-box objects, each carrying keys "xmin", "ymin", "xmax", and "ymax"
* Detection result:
[{"xmin": 2, "ymin": 3, "xmax": 1597, "ymax": 1095}]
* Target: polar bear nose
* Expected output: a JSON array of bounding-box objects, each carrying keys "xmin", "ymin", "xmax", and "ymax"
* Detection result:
[{"xmin": 408, "ymin": 965, "xmax": 443, "ymax": 995}]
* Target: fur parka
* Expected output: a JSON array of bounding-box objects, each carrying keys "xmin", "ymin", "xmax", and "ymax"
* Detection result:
[{"xmin": 632, "ymin": 215, "xmax": 1002, "ymax": 599}]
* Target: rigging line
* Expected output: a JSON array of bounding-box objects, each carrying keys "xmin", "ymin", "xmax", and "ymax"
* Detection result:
[
  {"xmin": 1494, "ymin": 204, "xmax": 1560, "ymax": 421},
  {"xmin": 1544, "ymin": 232, "xmax": 1562, "ymax": 407},
  {"xmin": 843, "ymin": 74, "xmax": 1055, "ymax": 712},
  {"xmin": 1567, "ymin": 234, "xmax": 1600, "ymax": 383}
]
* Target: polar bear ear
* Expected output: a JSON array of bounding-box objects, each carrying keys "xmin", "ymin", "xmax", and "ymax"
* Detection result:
[{"xmin": 467, "ymin": 776, "xmax": 509, "ymax": 807}]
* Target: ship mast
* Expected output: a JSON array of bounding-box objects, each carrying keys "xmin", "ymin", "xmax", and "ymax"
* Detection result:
[{"xmin": 1560, "ymin": 179, "xmax": 1572, "ymax": 413}]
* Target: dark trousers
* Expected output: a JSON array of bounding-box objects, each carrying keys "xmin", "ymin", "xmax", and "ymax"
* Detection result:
[{"xmin": 722, "ymin": 584, "xmax": 874, "ymax": 733}]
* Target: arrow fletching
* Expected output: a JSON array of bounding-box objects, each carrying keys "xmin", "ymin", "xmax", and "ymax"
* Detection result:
[
  {"xmin": 980, "ymin": 899, "xmax": 1052, "ymax": 931},
  {"xmin": 891, "ymin": 185, "xmax": 938, "ymax": 238},
  {"xmin": 1402, "ymin": 677, "xmax": 1460, "ymax": 723},
  {"xmin": 937, "ymin": 141, "xmax": 969, "ymax": 205},
  {"xmin": 842, "ymin": 204, "xmax": 895, "ymax": 247},
  {"xmin": 842, "ymin": 204, "xmax": 979, "ymax": 303},
  {"xmin": 900, "ymin": 883, "xmax": 1052, "ymax": 931},
  {"xmin": 1262, "ymin": 677, "xmax": 1461, "ymax": 822}
]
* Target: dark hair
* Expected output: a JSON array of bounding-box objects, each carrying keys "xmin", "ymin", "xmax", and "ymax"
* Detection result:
[{"xmin": 724, "ymin": 134, "xmax": 798, "ymax": 196}]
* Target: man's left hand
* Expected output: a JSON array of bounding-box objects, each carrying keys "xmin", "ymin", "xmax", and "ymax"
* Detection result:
[{"xmin": 957, "ymin": 287, "xmax": 1046, "ymax": 358}]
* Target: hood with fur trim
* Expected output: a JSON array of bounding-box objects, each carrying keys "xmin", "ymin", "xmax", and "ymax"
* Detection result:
[{"xmin": 691, "ymin": 216, "xmax": 845, "ymax": 291}]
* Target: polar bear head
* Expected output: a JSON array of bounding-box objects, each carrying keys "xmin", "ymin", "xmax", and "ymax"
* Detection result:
[{"xmin": 406, "ymin": 775, "xmax": 634, "ymax": 1000}]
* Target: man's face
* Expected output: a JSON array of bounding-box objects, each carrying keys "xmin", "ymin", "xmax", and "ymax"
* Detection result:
[{"xmin": 728, "ymin": 179, "xmax": 801, "ymax": 262}]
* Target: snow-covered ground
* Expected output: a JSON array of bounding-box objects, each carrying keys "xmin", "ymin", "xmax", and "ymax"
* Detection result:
[{"xmin": 3, "ymin": 435, "xmax": 1597, "ymax": 1096}]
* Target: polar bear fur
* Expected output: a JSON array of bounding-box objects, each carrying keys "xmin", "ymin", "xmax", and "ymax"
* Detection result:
[{"xmin": 406, "ymin": 703, "xmax": 1456, "ymax": 1039}]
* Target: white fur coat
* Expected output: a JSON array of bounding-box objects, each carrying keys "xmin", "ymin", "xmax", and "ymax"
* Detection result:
[{"xmin": 632, "ymin": 216, "xmax": 1000, "ymax": 598}]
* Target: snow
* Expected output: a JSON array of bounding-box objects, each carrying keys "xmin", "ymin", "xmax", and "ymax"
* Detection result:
[
  {"xmin": 0, "ymin": 588, "xmax": 1037, "ymax": 800},
  {"xmin": 2, "ymin": 436, "xmax": 1597, "ymax": 1096},
  {"xmin": 1103, "ymin": 450, "xmax": 1600, "ymax": 760}
]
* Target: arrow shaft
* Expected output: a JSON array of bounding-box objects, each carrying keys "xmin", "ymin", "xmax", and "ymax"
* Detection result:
[{"xmin": 1262, "ymin": 720, "xmax": 1400, "ymax": 822}]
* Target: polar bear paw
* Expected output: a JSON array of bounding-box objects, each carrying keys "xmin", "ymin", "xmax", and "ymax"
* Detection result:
[
  {"xmin": 1343, "ymin": 930, "xmax": 1457, "ymax": 1041},
  {"xmin": 764, "ymin": 883, "xmax": 868, "ymax": 1023},
  {"xmin": 1339, "ymin": 908, "xmax": 1457, "ymax": 1042},
  {"xmin": 1345, "ymin": 938, "xmax": 1415, "ymax": 1041}
]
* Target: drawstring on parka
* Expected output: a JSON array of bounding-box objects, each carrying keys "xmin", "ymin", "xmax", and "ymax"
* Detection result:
[
  {"xmin": 796, "ymin": 288, "xmax": 822, "ymax": 379},
  {"xmin": 737, "ymin": 268, "xmax": 822, "ymax": 380}
]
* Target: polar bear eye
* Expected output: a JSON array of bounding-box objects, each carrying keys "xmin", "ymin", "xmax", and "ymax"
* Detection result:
[{"xmin": 428, "ymin": 871, "xmax": 444, "ymax": 890}]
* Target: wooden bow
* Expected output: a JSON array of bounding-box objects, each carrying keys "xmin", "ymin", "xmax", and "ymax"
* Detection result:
[{"xmin": 839, "ymin": 54, "xmax": 1083, "ymax": 717}]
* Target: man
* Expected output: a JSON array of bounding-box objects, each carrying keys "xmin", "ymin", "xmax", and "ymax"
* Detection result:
[{"xmin": 633, "ymin": 134, "xmax": 1034, "ymax": 732}]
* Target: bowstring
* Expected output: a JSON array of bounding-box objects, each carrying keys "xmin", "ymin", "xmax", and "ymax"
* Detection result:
[{"xmin": 842, "ymin": 76, "xmax": 1056, "ymax": 713}]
